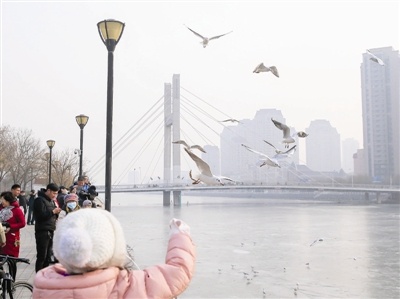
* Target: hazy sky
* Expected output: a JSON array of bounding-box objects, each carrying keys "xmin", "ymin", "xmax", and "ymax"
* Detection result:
[{"xmin": 1, "ymin": 0, "xmax": 399, "ymax": 185}]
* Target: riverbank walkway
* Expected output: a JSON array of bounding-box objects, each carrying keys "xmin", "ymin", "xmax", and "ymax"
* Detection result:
[{"xmin": 14, "ymin": 224, "xmax": 37, "ymax": 285}]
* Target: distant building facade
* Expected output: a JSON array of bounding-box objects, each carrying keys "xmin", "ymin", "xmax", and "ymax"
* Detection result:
[
  {"xmin": 220, "ymin": 108, "xmax": 300, "ymax": 184},
  {"xmin": 305, "ymin": 119, "xmax": 341, "ymax": 172},
  {"xmin": 202, "ymin": 145, "xmax": 220, "ymax": 175},
  {"xmin": 342, "ymin": 138, "xmax": 359, "ymax": 173},
  {"xmin": 361, "ymin": 47, "xmax": 400, "ymax": 184}
]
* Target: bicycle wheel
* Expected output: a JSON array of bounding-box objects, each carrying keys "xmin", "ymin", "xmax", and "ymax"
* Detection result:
[{"xmin": 11, "ymin": 282, "xmax": 32, "ymax": 299}]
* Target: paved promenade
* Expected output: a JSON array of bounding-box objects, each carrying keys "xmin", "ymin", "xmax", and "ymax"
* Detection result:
[{"xmin": 15, "ymin": 224, "xmax": 37, "ymax": 285}]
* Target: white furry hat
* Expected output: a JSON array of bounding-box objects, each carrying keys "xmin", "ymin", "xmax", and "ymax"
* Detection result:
[{"xmin": 53, "ymin": 208, "xmax": 127, "ymax": 274}]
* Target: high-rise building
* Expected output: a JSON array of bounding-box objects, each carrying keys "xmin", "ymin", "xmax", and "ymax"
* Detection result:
[
  {"xmin": 220, "ymin": 108, "xmax": 300, "ymax": 183},
  {"xmin": 305, "ymin": 119, "xmax": 341, "ymax": 172},
  {"xmin": 361, "ymin": 47, "xmax": 400, "ymax": 184},
  {"xmin": 342, "ymin": 138, "xmax": 359, "ymax": 173},
  {"xmin": 202, "ymin": 145, "xmax": 220, "ymax": 175}
]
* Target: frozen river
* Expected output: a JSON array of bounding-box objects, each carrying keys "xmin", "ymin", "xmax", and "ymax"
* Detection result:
[{"xmin": 105, "ymin": 192, "xmax": 400, "ymax": 299}]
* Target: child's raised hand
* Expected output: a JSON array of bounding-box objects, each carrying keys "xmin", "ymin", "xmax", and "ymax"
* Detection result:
[{"xmin": 169, "ymin": 218, "xmax": 190, "ymax": 237}]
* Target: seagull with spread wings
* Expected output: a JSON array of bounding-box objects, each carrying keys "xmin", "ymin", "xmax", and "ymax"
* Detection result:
[
  {"xmin": 271, "ymin": 118, "xmax": 308, "ymax": 148},
  {"xmin": 253, "ymin": 63, "xmax": 279, "ymax": 78},
  {"xmin": 185, "ymin": 25, "xmax": 233, "ymax": 48},
  {"xmin": 172, "ymin": 140, "xmax": 206, "ymax": 153},
  {"xmin": 220, "ymin": 118, "xmax": 242, "ymax": 124},
  {"xmin": 264, "ymin": 140, "xmax": 297, "ymax": 157},
  {"xmin": 184, "ymin": 148, "xmax": 234, "ymax": 185},
  {"xmin": 366, "ymin": 49, "xmax": 385, "ymax": 66},
  {"xmin": 242, "ymin": 144, "xmax": 296, "ymax": 168}
]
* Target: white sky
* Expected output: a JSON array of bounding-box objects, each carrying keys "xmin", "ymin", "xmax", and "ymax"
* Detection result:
[{"xmin": 1, "ymin": 0, "xmax": 399, "ymax": 185}]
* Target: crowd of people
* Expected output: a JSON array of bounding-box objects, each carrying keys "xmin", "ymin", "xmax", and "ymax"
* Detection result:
[
  {"xmin": 0, "ymin": 176, "xmax": 98, "ymax": 272},
  {"xmin": 0, "ymin": 176, "xmax": 196, "ymax": 298}
]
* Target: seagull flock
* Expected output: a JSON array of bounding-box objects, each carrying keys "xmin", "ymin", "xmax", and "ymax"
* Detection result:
[{"xmin": 178, "ymin": 26, "xmax": 385, "ymax": 186}]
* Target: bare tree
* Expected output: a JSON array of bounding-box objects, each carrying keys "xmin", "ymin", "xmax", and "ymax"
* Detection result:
[
  {"xmin": 7, "ymin": 128, "xmax": 45, "ymax": 190},
  {"xmin": 0, "ymin": 126, "xmax": 14, "ymax": 187},
  {"xmin": 51, "ymin": 149, "xmax": 79, "ymax": 187}
]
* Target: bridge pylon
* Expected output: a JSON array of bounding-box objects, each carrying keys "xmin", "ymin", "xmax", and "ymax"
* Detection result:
[{"xmin": 164, "ymin": 74, "xmax": 182, "ymax": 206}]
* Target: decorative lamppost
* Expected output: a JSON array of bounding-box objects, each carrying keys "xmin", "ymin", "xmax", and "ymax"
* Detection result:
[
  {"xmin": 75, "ymin": 114, "xmax": 89, "ymax": 177},
  {"xmin": 97, "ymin": 19, "xmax": 125, "ymax": 212},
  {"xmin": 46, "ymin": 140, "xmax": 55, "ymax": 184}
]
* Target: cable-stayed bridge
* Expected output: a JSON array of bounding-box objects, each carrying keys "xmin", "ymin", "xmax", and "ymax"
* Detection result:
[{"xmin": 87, "ymin": 74, "xmax": 399, "ymax": 206}]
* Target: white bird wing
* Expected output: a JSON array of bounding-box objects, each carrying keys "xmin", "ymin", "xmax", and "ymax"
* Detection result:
[
  {"xmin": 209, "ymin": 30, "xmax": 233, "ymax": 41},
  {"xmin": 253, "ymin": 62, "xmax": 267, "ymax": 73},
  {"xmin": 185, "ymin": 25, "xmax": 205, "ymax": 40},
  {"xmin": 172, "ymin": 140, "xmax": 190, "ymax": 148},
  {"xmin": 271, "ymin": 118, "xmax": 291, "ymax": 138},
  {"xmin": 269, "ymin": 66, "xmax": 279, "ymax": 78},
  {"xmin": 367, "ymin": 49, "xmax": 385, "ymax": 66},
  {"xmin": 218, "ymin": 176, "xmax": 235, "ymax": 182},
  {"xmin": 263, "ymin": 140, "xmax": 281, "ymax": 153},
  {"xmin": 273, "ymin": 145, "xmax": 297, "ymax": 159},
  {"xmin": 241, "ymin": 144, "xmax": 271, "ymax": 160},
  {"xmin": 190, "ymin": 145, "xmax": 206, "ymax": 153},
  {"xmin": 184, "ymin": 147, "xmax": 213, "ymax": 176}
]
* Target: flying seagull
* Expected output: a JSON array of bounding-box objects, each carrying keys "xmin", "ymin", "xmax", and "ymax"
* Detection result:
[
  {"xmin": 220, "ymin": 118, "xmax": 242, "ymax": 124},
  {"xmin": 271, "ymin": 118, "xmax": 308, "ymax": 148},
  {"xmin": 184, "ymin": 148, "xmax": 234, "ymax": 185},
  {"xmin": 310, "ymin": 238, "xmax": 324, "ymax": 247},
  {"xmin": 253, "ymin": 63, "xmax": 279, "ymax": 78},
  {"xmin": 185, "ymin": 25, "xmax": 233, "ymax": 48},
  {"xmin": 241, "ymin": 144, "xmax": 295, "ymax": 168},
  {"xmin": 366, "ymin": 49, "xmax": 385, "ymax": 66},
  {"xmin": 172, "ymin": 140, "xmax": 206, "ymax": 153},
  {"xmin": 264, "ymin": 140, "xmax": 297, "ymax": 157}
]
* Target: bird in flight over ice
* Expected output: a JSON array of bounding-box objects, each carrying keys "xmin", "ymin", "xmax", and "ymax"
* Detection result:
[
  {"xmin": 271, "ymin": 118, "xmax": 308, "ymax": 148},
  {"xmin": 264, "ymin": 140, "xmax": 297, "ymax": 156},
  {"xmin": 241, "ymin": 144, "xmax": 296, "ymax": 168},
  {"xmin": 184, "ymin": 148, "xmax": 234, "ymax": 185},
  {"xmin": 220, "ymin": 118, "xmax": 242, "ymax": 124},
  {"xmin": 172, "ymin": 140, "xmax": 206, "ymax": 153},
  {"xmin": 184, "ymin": 25, "xmax": 233, "ymax": 48},
  {"xmin": 253, "ymin": 63, "xmax": 279, "ymax": 78},
  {"xmin": 366, "ymin": 49, "xmax": 385, "ymax": 66}
]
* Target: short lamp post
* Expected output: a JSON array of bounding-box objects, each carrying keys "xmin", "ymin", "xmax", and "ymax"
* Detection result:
[
  {"xmin": 97, "ymin": 19, "xmax": 125, "ymax": 212},
  {"xmin": 75, "ymin": 114, "xmax": 89, "ymax": 178},
  {"xmin": 46, "ymin": 140, "xmax": 55, "ymax": 185}
]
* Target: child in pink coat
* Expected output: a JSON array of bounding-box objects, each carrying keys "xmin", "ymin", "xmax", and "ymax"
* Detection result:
[{"xmin": 33, "ymin": 209, "xmax": 196, "ymax": 299}]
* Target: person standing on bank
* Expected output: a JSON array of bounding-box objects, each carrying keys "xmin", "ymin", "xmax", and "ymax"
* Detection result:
[
  {"xmin": 27, "ymin": 190, "xmax": 36, "ymax": 225},
  {"xmin": 18, "ymin": 190, "xmax": 28, "ymax": 216},
  {"xmin": 33, "ymin": 183, "xmax": 61, "ymax": 272},
  {"xmin": 0, "ymin": 191, "xmax": 26, "ymax": 280}
]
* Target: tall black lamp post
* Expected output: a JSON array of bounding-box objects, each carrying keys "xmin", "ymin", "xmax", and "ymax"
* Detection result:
[
  {"xmin": 46, "ymin": 140, "xmax": 55, "ymax": 185},
  {"xmin": 75, "ymin": 114, "xmax": 89, "ymax": 178},
  {"xmin": 97, "ymin": 19, "xmax": 125, "ymax": 212}
]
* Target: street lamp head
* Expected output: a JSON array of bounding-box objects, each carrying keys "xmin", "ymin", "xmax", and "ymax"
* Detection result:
[
  {"xmin": 97, "ymin": 19, "xmax": 125, "ymax": 52},
  {"xmin": 75, "ymin": 114, "xmax": 89, "ymax": 129},
  {"xmin": 46, "ymin": 140, "xmax": 56, "ymax": 149}
]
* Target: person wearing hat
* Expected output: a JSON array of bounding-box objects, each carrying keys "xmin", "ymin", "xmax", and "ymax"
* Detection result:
[
  {"xmin": 33, "ymin": 209, "xmax": 196, "ymax": 298},
  {"xmin": 82, "ymin": 199, "xmax": 92, "ymax": 208},
  {"xmin": 58, "ymin": 194, "xmax": 80, "ymax": 221},
  {"xmin": 0, "ymin": 191, "xmax": 26, "ymax": 281}
]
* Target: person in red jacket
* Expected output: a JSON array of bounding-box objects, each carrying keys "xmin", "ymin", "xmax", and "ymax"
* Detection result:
[{"xmin": 0, "ymin": 191, "xmax": 26, "ymax": 280}]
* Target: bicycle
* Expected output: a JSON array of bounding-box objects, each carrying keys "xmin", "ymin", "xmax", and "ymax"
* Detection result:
[{"xmin": 0, "ymin": 255, "xmax": 33, "ymax": 299}]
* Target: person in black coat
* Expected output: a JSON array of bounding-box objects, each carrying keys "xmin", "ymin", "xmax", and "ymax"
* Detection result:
[
  {"xmin": 33, "ymin": 183, "xmax": 61, "ymax": 272},
  {"xmin": 18, "ymin": 190, "xmax": 28, "ymax": 216},
  {"xmin": 27, "ymin": 190, "xmax": 36, "ymax": 225}
]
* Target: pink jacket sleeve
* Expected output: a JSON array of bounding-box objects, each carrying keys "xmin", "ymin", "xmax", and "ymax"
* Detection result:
[
  {"xmin": 124, "ymin": 232, "xmax": 196, "ymax": 298},
  {"xmin": 33, "ymin": 232, "xmax": 196, "ymax": 299}
]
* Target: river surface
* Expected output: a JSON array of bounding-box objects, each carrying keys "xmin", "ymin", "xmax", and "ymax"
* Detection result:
[{"xmin": 101, "ymin": 192, "xmax": 400, "ymax": 299}]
